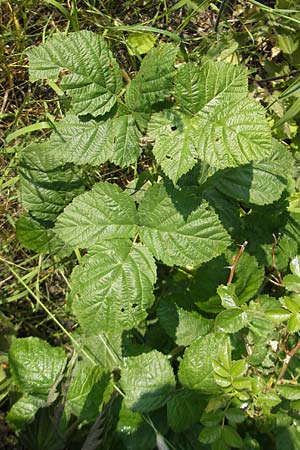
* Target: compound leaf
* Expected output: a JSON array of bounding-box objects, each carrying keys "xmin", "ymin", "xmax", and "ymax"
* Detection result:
[
  {"xmin": 120, "ymin": 350, "xmax": 176, "ymax": 412},
  {"xmin": 72, "ymin": 240, "xmax": 157, "ymax": 334},
  {"xmin": 138, "ymin": 182, "xmax": 231, "ymax": 267},
  {"xmin": 27, "ymin": 30, "xmax": 122, "ymax": 116},
  {"xmin": 55, "ymin": 182, "xmax": 137, "ymax": 248}
]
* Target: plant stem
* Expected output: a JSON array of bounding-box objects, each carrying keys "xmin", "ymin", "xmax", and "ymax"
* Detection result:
[
  {"xmin": 278, "ymin": 340, "xmax": 300, "ymax": 381},
  {"xmin": 227, "ymin": 241, "xmax": 248, "ymax": 285}
]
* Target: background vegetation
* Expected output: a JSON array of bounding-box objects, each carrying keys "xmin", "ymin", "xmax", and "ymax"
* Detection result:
[{"xmin": 1, "ymin": 0, "xmax": 300, "ymax": 449}]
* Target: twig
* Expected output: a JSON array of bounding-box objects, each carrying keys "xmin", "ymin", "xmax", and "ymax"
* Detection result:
[
  {"xmin": 278, "ymin": 340, "xmax": 300, "ymax": 381},
  {"xmin": 227, "ymin": 241, "xmax": 248, "ymax": 285},
  {"xmin": 271, "ymin": 233, "xmax": 283, "ymax": 285},
  {"xmin": 214, "ymin": 0, "xmax": 229, "ymax": 32}
]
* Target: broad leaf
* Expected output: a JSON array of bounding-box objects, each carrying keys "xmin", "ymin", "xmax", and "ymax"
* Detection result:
[
  {"xmin": 175, "ymin": 61, "xmax": 248, "ymax": 114},
  {"xmin": 27, "ymin": 30, "xmax": 122, "ymax": 115},
  {"xmin": 72, "ymin": 240, "xmax": 156, "ymax": 334},
  {"xmin": 178, "ymin": 333, "xmax": 229, "ymax": 392},
  {"xmin": 49, "ymin": 112, "xmax": 142, "ymax": 168},
  {"xmin": 215, "ymin": 142, "xmax": 293, "ymax": 206},
  {"xmin": 9, "ymin": 337, "xmax": 66, "ymax": 395},
  {"xmin": 120, "ymin": 350, "xmax": 176, "ymax": 412},
  {"xmin": 16, "ymin": 214, "xmax": 70, "ymax": 255},
  {"xmin": 149, "ymin": 61, "xmax": 271, "ymax": 181},
  {"xmin": 126, "ymin": 43, "xmax": 177, "ymax": 114},
  {"xmin": 158, "ymin": 299, "xmax": 213, "ymax": 346},
  {"xmin": 19, "ymin": 144, "xmax": 84, "ymax": 221},
  {"xmin": 55, "ymin": 182, "xmax": 137, "ymax": 248},
  {"xmin": 138, "ymin": 182, "xmax": 231, "ymax": 266},
  {"xmin": 167, "ymin": 390, "xmax": 204, "ymax": 432},
  {"xmin": 7, "ymin": 394, "xmax": 46, "ymax": 428},
  {"xmin": 65, "ymin": 362, "xmax": 112, "ymax": 421}
]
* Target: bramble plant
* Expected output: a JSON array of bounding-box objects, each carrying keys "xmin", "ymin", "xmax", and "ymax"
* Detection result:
[{"xmin": 7, "ymin": 29, "xmax": 300, "ymax": 449}]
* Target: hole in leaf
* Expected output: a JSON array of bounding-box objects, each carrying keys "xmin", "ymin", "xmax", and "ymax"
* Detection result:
[
  {"xmin": 166, "ymin": 155, "xmax": 172, "ymax": 160},
  {"xmin": 171, "ymin": 126, "xmax": 177, "ymax": 131}
]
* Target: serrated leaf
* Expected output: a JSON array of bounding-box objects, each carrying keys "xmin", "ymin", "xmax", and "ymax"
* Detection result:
[
  {"xmin": 120, "ymin": 350, "xmax": 176, "ymax": 412},
  {"xmin": 287, "ymin": 313, "xmax": 300, "ymax": 332},
  {"xmin": 27, "ymin": 30, "xmax": 122, "ymax": 115},
  {"xmin": 9, "ymin": 337, "xmax": 66, "ymax": 395},
  {"xmin": 158, "ymin": 299, "xmax": 213, "ymax": 346},
  {"xmin": 127, "ymin": 32, "xmax": 156, "ymax": 56},
  {"xmin": 55, "ymin": 182, "xmax": 137, "ymax": 248},
  {"xmin": 283, "ymin": 274, "xmax": 300, "ymax": 292},
  {"xmin": 150, "ymin": 61, "xmax": 271, "ymax": 181},
  {"xmin": 215, "ymin": 308, "xmax": 247, "ymax": 333},
  {"xmin": 199, "ymin": 426, "xmax": 222, "ymax": 444},
  {"xmin": 175, "ymin": 61, "xmax": 248, "ymax": 115},
  {"xmin": 16, "ymin": 214, "xmax": 71, "ymax": 255},
  {"xmin": 19, "ymin": 144, "xmax": 84, "ymax": 221},
  {"xmin": 277, "ymin": 384, "xmax": 300, "ymax": 400},
  {"xmin": 215, "ymin": 142, "xmax": 293, "ymax": 206},
  {"xmin": 167, "ymin": 390, "xmax": 204, "ymax": 432},
  {"xmin": 126, "ymin": 43, "xmax": 177, "ymax": 114},
  {"xmin": 7, "ymin": 394, "xmax": 46, "ymax": 429},
  {"xmin": 138, "ymin": 182, "xmax": 231, "ymax": 267},
  {"xmin": 72, "ymin": 240, "xmax": 156, "ymax": 333},
  {"xmin": 178, "ymin": 333, "xmax": 229, "ymax": 392},
  {"xmin": 65, "ymin": 362, "xmax": 112, "ymax": 421},
  {"xmin": 49, "ymin": 112, "xmax": 142, "ymax": 168}
]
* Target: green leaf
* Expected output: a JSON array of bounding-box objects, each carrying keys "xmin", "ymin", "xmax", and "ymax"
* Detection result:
[
  {"xmin": 150, "ymin": 61, "xmax": 271, "ymax": 182},
  {"xmin": 222, "ymin": 426, "xmax": 243, "ymax": 448},
  {"xmin": 215, "ymin": 308, "xmax": 247, "ymax": 333},
  {"xmin": 138, "ymin": 182, "xmax": 231, "ymax": 267},
  {"xmin": 178, "ymin": 333, "xmax": 229, "ymax": 392},
  {"xmin": 287, "ymin": 312, "xmax": 300, "ymax": 332},
  {"xmin": 233, "ymin": 252, "xmax": 264, "ymax": 304},
  {"xmin": 9, "ymin": 337, "xmax": 66, "ymax": 395},
  {"xmin": 167, "ymin": 390, "xmax": 204, "ymax": 432},
  {"xmin": 65, "ymin": 362, "xmax": 112, "ymax": 421},
  {"xmin": 127, "ymin": 32, "xmax": 156, "ymax": 55},
  {"xmin": 264, "ymin": 308, "xmax": 291, "ymax": 322},
  {"xmin": 120, "ymin": 350, "xmax": 176, "ymax": 412},
  {"xmin": 27, "ymin": 30, "xmax": 122, "ymax": 115},
  {"xmin": 158, "ymin": 299, "xmax": 213, "ymax": 346},
  {"xmin": 283, "ymin": 274, "xmax": 300, "ymax": 292},
  {"xmin": 49, "ymin": 112, "xmax": 142, "ymax": 168},
  {"xmin": 72, "ymin": 240, "xmax": 156, "ymax": 334},
  {"xmin": 290, "ymin": 255, "xmax": 300, "ymax": 277},
  {"xmin": 55, "ymin": 182, "xmax": 137, "ymax": 248},
  {"xmin": 215, "ymin": 142, "xmax": 293, "ymax": 206},
  {"xmin": 199, "ymin": 426, "xmax": 222, "ymax": 444},
  {"xmin": 16, "ymin": 214, "xmax": 71, "ymax": 255},
  {"xmin": 19, "ymin": 143, "xmax": 84, "ymax": 221},
  {"xmin": 126, "ymin": 43, "xmax": 177, "ymax": 114},
  {"xmin": 217, "ymin": 284, "xmax": 239, "ymax": 309},
  {"xmin": 224, "ymin": 408, "xmax": 246, "ymax": 424},
  {"xmin": 174, "ymin": 61, "xmax": 248, "ymax": 115},
  {"xmin": 277, "ymin": 384, "xmax": 300, "ymax": 400},
  {"xmin": 79, "ymin": 333, "xmax": 122, "ymax": 371},
  {"xmin": 7, "ymin": 394, "xmax": 46, "ymax": 429},
  {"xmin": 230, "ymin": 359, "xmax": 248, "ymax": 378}
]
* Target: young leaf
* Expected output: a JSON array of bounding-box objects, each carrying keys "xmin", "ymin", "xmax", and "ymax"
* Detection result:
[
  {"xmin": 9, "ymin": 337, "xmax": 66, "ymax": 395},
  {"xmin": 55, "ymin": 182, "xmax": 137, "ymax": 248},
  {"xmin": 178, "ymin": 333, "xmax": 229, "ymax": 392},
  {"xmin": 72, "ymin": 240, "xmax": 156, "ymax": 334},
  {"xmin": 215, "ymin": 308, "xmax": 247, "ymax": 333},
  {"xmin": 7, "ymin": 394, "xmax": 46, "ymax": 429},
  {"xmin": 27, "ymin": 30, "xmax": 122, "ymax": 115},
  {"xmin": 120, "ymin": 350, "xmax": 176, "ymax": 412},
  {"xmin": 138, "ymin": 182, "xmax": 231, "ymax": 266}
]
